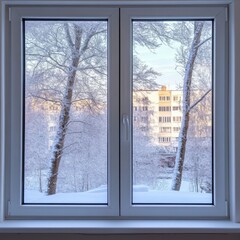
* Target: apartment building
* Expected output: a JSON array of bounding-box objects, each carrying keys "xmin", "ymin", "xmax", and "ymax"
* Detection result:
[
  {"xmin": 29, "ymin": 85, "xmax": 209, "ymax": 150},
  {"xmin": 133, "ymin": 86, "xmax": 182, "ymax": 148}
]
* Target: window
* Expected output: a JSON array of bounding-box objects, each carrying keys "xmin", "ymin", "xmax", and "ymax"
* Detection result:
[
  {"xmin": 173, "ymin": 116, "xmax": 182, "ymax": 122},
  {"xmin": 160, "ymin": 127, "xmax": 171, "ymax": 133},
  {"xmin": 25, "ymin": 19, "xmax": 109, "ymax": 204},
  {"xmin": 159, "ymin": 137, "xmax": 171, "ymax": 143},
  {"xmin": 173, "ymin": 96, "xmax": 182, "ymax": 102},
  {"xmin": 172, "ymin": 106, "xmax": 181, "ymax": 111},
  {"xmin": 4, "ymin": 4, "xmax": 228, "ymax": 220},
  {"xmin": 173, "ymin": 127, "xmax": 181, "ymax": 132},
  {"xmin": 159, "ymin": 96, "xmax": 165, "ymax": 101},
  {"xmin": 8, "ymin": 6, "xmax": 119, "ymax": 217},
  {"xmin": 122, "ymin": 6, "xmax": 226, "ymax": 217},
  {"xmin": 159, "ymin": 96, "xmax": 170, "ymax": 101},
  {"xmin": 159, "ymin": 116, "xmax": 171, "ymax": 123},
  {"xmin": 159, "ymin": 106, "xmax": 171, "ymax": 111}
]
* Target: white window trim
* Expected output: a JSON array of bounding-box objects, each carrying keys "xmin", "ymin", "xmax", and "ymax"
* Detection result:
[
  {"xmin": 0, "ymin": 0, "xmax": 240, "ymax": 232},
  {"xmin": 120, "ymin": 6, "xmax": 227, "ymax": 218},
  {"xmin": 229, "ymin": 0, "xmax": 240, "ymax": 224},
  {"xmin": 6, "ymin": 6, "xmax": 120, "ymax": 218}
]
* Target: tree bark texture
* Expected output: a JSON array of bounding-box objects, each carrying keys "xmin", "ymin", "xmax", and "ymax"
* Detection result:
[{"xmin": 171, "ymin": 22, "xmax": 204, "ymax": 191}]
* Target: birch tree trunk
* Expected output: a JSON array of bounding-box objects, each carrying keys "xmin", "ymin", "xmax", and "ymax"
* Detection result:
[
  {"xmin": 171, "ymin": 22, "xmax": 204, "ymax": 191},
  {"xmin": 47, "ymin": 24, "xmax": 82, "ymax": 195}
]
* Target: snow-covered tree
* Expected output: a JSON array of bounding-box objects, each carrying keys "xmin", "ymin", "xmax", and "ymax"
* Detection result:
[
  {"xmin": 171, "ymin": 21, "xmax": 212, "ymax": 191},
  {"xmin": 184, "ymin": 90, "xmax": 212, "ymax": 193},
  {"xmin": 25, "ymin": 19, "xmax": 213, "ymax": 196},
  {"xmin": 25, "ymin": 20, "xmax": 171, "ymax": 195},
  {"xmin": 132, "ymin": 21, "xmax": 213, "ymax": 192},
  {"xmin": 25, "ymin": 21, "xmax": 108, "ymax": 195},
  {"xmin": 56, "ymin": 109, "xmax": 107, "ymax": 193},
  {"xmin": 24, "ymin": 100, "xmax": 50, "ymax": 192}
]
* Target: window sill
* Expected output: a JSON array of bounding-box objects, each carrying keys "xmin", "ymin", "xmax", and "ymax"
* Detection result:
[{"xmin": 0, "ymin": 220, "xmax": 239, "ymax": 233}]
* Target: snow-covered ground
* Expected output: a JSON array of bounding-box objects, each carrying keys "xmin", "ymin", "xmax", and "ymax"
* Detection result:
[
  {"xmin": 25, "ymin": 184, "xmax": 212, "ymax": 204},
  {"xmin": 133, "ymin": 190, "xmax": 211, "ymax": 204}
]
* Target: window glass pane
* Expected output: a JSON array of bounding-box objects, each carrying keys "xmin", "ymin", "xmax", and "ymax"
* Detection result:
[
  {"xmin": 24, "ymin": 20, "xmax": 108, "ymax": 204},
  {"xmin": 132, "ymin": 20, "xmax": 213, "ymax": 204}
]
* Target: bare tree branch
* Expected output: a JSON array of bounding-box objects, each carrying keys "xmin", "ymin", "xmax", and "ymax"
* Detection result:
[
  {"xmin": 66, "ymin": 131, "xmax": 82, "ymax": 135},
  {"xmin": 64, "ymin": 23, "xmax": 74, "ymax": 50},
  {"xmin": 29, "ymin": 93, "xmax": 62, "ymax": 104},
  {"xmin": 67, "ymin": 120, "xmax": 90, "ymax": 125},
  {"xmin": 188, "ymin": 89, "xmax": 211, "ymax": 113},
  {"xmin": 195, "ymin": 37, "xmax": 211, "ymax": 49}
]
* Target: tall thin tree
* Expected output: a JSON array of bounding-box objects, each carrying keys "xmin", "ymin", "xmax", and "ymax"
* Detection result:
[
  {"xmin": 47, "ymin": 23, "xmax": 103, "ymax": 195},
  {"xmin": 171, "ymin": 21, "xmax": 205, "ymax": 191}
]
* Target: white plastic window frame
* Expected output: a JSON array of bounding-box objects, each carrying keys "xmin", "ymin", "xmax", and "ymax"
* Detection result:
[
  {"xmin": 0, "ymin": 0, "xmax": 240, "ymax": 223},
  {"xmin": 6, "ymin": 6, "xmax": 120, "ymax": 218},
  {"xmin": 120, "ymin": 6, "xmax": 228, "ymax": 218},
  {"xmin": 229, "ymin": 0, "xmax": 240, "ymax": 224}
]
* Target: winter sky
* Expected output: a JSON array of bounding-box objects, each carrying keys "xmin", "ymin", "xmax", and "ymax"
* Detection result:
[{"xmin": 136, "ymin": 43, "xmax": 183, "ymax": 90}]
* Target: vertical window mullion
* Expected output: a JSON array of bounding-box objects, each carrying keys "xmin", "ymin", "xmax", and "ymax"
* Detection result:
[{"xmin": 120, "ymin": 8, "xmax": 133, "ymax": 215}]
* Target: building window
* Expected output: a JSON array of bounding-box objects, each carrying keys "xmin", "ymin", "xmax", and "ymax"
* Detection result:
[
  {"xmin": 159, "ymin": 137, "xmax": 171, "ymax": 143},
  {"xmin": 5, "ymin": 4, "xmax": 228, "ymax": 220},
  {"xmin": 159, "ymin": 106, "xmax": 171, "ymax": 111},
  {"xmin": 159, "ymin": 96, "xmax": 170, "ymax": 101},
  {"xmin": 173, "ymin": 127, "xmax": 181, "ymax": 132},
  {"xmin": 173, "ymin": 116, "xmax": 182, "ymax": 122},
  {"xmin": 172, "ymin": 106, "xmax": 181, "ymax": 111},
  {"xmin": 173, "ymin": 96, "xmax": 182, "ymax": 101},
  {"xmin": 159, "ymin": 96, "xmax": 165, "ymax": 101},
  {"xmin": 159, "ymin": 116, "xmax": 171, "ymax": 123},
  {"xmin": 160, "ymin": 127, "xmax": 171, "ymax": 133}
]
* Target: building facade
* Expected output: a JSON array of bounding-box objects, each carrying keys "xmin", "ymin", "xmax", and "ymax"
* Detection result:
[{"xmin": 133, "ymin": 86, "xmax": 183, "ymax": 149}]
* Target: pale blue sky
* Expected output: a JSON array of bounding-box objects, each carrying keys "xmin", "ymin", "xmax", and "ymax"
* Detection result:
[{"xmin": 135, "ymin": 44, "xmax": 183, "ymax": 90}]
